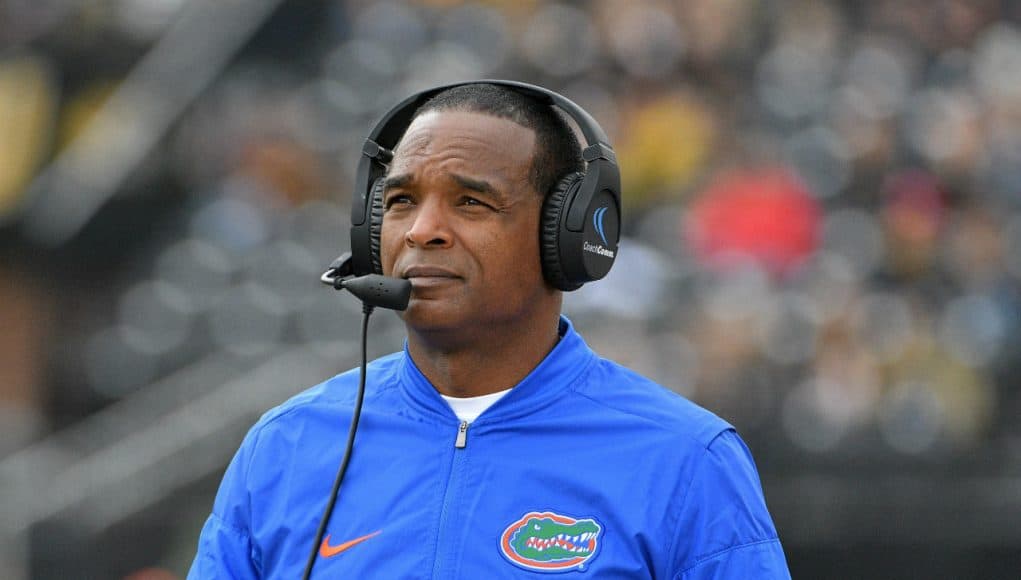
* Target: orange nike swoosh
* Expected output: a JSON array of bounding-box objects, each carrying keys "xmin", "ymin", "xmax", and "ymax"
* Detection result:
[{"xmin": 319, "ymin": 530, "xmax": 382, "ymax": 558}]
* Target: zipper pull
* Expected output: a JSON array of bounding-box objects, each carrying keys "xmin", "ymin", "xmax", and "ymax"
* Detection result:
[{"xmin": 455, "ymin": 420, "xmax": 469, "ymax": 449}]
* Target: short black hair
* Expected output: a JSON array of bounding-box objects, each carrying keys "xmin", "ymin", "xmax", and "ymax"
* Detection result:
[{"xmin": 411, "ymin": 83, "xmax": 584, "ymax": 197}]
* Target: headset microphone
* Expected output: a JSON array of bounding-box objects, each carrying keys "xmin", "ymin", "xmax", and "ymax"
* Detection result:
[{"xmin": 321, "ymin": 252, "xmax": 412, "ymax": 311}]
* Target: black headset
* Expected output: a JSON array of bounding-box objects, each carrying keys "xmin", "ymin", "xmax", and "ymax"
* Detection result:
[{"xmin": 347, "ymin": 80, "xmax": 621, "ymax": 291}]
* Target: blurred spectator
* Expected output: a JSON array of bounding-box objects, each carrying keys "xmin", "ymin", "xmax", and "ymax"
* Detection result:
[
  {"xmin": 0, "ymin": 55, "xmax": 57, "ymax": 219},
  {"xmin": 684, "ymin": 167, "xmax": 821, "ymax": 277},
  {"xmin": 0, "ymin": 263, "xmax": 51, "ymax": 457},
  {"xmin": 615, "ymin": 91, "xmax": 718, "ymax": 206}
]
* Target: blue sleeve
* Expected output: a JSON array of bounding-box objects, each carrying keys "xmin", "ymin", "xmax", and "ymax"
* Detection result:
[
  {"xmin": 188, "ymin": 513, "xmax": 260, "ymax": 579},
  {"xmin": 672, "ymin": 430, "xmax": 790, "ymax": 579},
  {"xmin": 188, "ymin": 430, "xmax": 262, "ymax": 579}
]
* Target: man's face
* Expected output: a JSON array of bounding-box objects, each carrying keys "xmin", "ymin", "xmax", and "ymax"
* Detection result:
[{"xmin": 380, "ymin": 110, "xmax": 556, "ymax": 336}]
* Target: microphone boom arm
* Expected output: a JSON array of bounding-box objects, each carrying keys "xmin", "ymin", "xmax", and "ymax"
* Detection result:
[{"xmin": 321, "ymin": 252, "xmax": 412, "ymax": 311}]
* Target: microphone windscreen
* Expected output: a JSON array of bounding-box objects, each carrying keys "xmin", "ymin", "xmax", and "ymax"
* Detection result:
[{"xmin": 344, "ymin": 275, "xmax": 412, "ymax": 311}]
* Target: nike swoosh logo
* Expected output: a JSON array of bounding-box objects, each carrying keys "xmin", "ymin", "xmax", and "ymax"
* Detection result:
[{"xmin": 319, "ymin": 530, "xmax": 382, "ymax": 558}]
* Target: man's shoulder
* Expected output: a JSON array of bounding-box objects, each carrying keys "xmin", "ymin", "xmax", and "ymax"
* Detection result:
[
  {"xmin": 575, "ymin": 356, "xmax": 734, "ymax": 449},
  {"xmin": 251, "ymin": 351, "xmax": 404, "ymax": 433}
]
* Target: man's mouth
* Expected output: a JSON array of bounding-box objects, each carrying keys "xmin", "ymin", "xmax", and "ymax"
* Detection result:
[{"xmin": 401, "ymin": 266, "xmax": 460, "ymax": 287}]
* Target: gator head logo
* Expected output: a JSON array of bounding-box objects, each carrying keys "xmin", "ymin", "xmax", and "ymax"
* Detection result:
[{"xmin": 500, "ymin": 511, "xmax": 602, "ymax": 573}]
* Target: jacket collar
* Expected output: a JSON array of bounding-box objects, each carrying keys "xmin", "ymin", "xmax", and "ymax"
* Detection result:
[{"xmin": 397, "ymin": 316, "xmax": 595, "ymax": 424}]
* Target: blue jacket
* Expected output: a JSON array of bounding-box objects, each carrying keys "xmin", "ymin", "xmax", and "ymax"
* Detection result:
[{"xmin": 189, "ymin": 318, "xmax": 789, "ymax": 578}]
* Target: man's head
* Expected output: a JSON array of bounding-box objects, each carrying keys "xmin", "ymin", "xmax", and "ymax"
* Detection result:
[
  {"xmin": 378, "ymin": 84, "xmax": 583, "ymax": 344},
  {"xmin": 412, "ymin": 83, "xmax": 584, "ymax": 200}
]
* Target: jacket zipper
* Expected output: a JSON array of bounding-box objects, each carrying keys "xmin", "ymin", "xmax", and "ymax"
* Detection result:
[{"xmin": 432, "ymin": 420, "xmax": 470, "ymax": 578}]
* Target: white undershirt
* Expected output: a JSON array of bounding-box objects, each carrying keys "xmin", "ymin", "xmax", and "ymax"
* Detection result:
[{"xmin": 440, "ymin": 388, "xmax": 513, "ymax": 423}]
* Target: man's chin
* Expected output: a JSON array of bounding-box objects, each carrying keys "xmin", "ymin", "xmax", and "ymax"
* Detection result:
[{"xmin": 398, "ymin": 301, "xmax": 466, "ymax": 334}]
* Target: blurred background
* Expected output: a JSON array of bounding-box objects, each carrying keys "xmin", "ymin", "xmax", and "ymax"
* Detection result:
[{"xmin": 1, "ymin": 0, "xmax": 1020, "ymax": 577}]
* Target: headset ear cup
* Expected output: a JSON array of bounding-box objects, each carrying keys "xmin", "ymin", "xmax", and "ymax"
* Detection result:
[
  {"xmin": 368, "ymin": 177, "xmax": 386, "ymax": 275},
  {"xmin": 541, "ymin": 172, "xmax": 585, "ymax": 291}
]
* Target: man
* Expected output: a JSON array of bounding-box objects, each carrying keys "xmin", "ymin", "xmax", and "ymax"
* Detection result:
[{"xmin": 189, "ymin": 83, "xmax": 790, "ymax": 578}]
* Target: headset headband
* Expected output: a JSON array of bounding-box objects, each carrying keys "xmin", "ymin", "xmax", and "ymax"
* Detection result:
[{"xmin": 367, "ymin": 80, "xmax": 613, "ymax": 151}]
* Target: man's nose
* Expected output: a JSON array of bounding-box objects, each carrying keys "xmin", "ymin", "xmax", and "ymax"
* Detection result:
[{"xmin": 404, "ymin": 198, "xmax": 453, "ymax": 248}]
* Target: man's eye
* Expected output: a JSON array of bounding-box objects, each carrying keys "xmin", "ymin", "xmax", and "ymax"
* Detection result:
[
  {"xmin": 385, "ymin": 195, "xmax": 412, "ymax": 208},
  {"xmin": 460, "ymin": 197, "xmax": 489, "ymax": 208}
]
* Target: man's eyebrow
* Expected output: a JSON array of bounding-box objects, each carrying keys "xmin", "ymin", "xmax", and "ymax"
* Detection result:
[
  {"xmin": 383, "ymin": 172, "xmax": 507, "ymax": 202},
  {"xmin": 451, "ymin": 174, "xmax": 496, "ymax": 196},
  {"xmin": 382, "ymin": 174, "xmax": 412, "ymax": 191}
]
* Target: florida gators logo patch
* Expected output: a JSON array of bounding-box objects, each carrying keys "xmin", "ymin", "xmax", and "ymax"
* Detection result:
[{"xmin": 499, "ymin": 511, "xmax": 602, "ymax": 573}]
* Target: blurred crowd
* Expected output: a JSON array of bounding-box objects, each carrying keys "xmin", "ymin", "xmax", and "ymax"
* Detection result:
[{"xmin": 2, "ymin": 0, "xmax": 1021, "ymax": 575}]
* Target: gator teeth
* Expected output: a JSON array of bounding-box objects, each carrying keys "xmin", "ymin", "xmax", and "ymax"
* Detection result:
[{"xmin": 525, "ymin": 533, "xmax": 595, "ymax": 553}]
